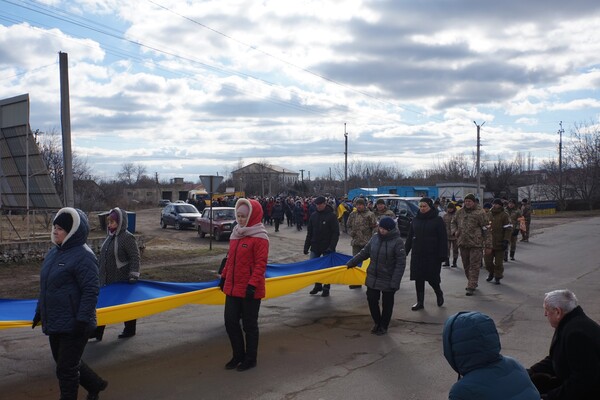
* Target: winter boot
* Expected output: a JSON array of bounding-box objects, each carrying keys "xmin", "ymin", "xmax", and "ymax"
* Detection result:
[
  {"xmin": 486, "ymin": 273, "xmax": 494, "ymax": 282},
  {"xmin": 442, "ymin": 258, "xmax": 450, "ymax": 267},
  {"xmin": 435, "ymin": 289, "xmax": 444, "ymax": 307},
  {"xmin": 510, "ymin": 251, "xmax": 515, "ymax": 261},
  {"xmin": 309, "ymin": 283, "xmax": 323, "ymax": 295},
  {"xmin": 451, "ymin": 258, "xmax": 458, "ymax": 268}
]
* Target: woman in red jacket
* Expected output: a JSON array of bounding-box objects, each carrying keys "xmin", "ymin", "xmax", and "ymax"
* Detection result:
[{"xmin": 219, "ymin": 198, "xmax": 269, "ymax": 371}]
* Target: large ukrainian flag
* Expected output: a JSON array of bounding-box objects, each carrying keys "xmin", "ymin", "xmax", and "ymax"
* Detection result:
[{"xmin": 0, "ymin": 253, "xmax": 368, "ymax": 330}]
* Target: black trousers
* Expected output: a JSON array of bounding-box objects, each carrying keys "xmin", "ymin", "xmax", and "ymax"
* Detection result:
[
  {"xmin": 366, "ymin": 287, "xmax": 396, "ymax": 329},
  {"xmin": 224, "ymin": 295, "xmax": 261, "ymax": 363},
  {"xmin": 49, "ymin": 333, "xmax": 104, "ymax": 400}
]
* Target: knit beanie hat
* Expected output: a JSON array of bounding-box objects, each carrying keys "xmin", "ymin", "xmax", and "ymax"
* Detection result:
[
  {"xmin": 419, "ymin": 197, "xmax": 434, "ymax": 209},
  {"xmin": 375, "ymin": 198, "xmax": 385, "ymax": 205},
  {"xmin": 355, "ymin": 198, "xmax": 366, "ymax": 206},
  {"xmin": 464, "ymin": 193, "xmax": 476, "ymax": 201},
  {"xmin": 379, "ymin": 217, "xmax": 396, "ymax": 231},
  {"xmin": 492, "ymin": 198, "xmax": 503, "ymax": 206},
  {"xmin": 54, "ymin": 212, "xmax": 73, "ymax": 232},
  {"xmin": 447, "ymin": 202, "xmax": 456, "ymax": 209}
]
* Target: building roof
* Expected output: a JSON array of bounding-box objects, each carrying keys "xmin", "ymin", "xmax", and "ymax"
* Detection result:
[{"xmin": 232, "ymin": 163, "xmax": 298, "ymax": 175}]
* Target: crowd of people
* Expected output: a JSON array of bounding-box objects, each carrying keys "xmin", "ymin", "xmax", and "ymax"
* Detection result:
[{"xmin": 30, "ymin": 193, "xmax": 599, "ymax": 399}]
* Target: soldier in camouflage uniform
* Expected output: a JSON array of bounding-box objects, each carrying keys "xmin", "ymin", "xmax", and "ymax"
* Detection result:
[
  {"xmin": 450, "ymin": 193, "xmax": 489, "ymax": 296},
  {"xmin": 373, "ymin": 198, "xmax": 396, "ymax": 223},
  {"xmin": 505, "ymin": 199, "xmax": 522, "ymax": 261},
  {"xmin": 484, "ymin": 199, "xmax": 512, "ymax": 284},
  {"xmin": 442, "ymin": 202, "xmax": 459, "ymax": 267},
  {"xmin": 520, "ymin": 198, "xmax": 532, "ymax": 242},
  {"xmin": 347, "ymin": 198, "xmax": 378, "ymax": 289},
  {"xmin": 347, "ymin": 198, "xmax": 378, "ymax": 255}
]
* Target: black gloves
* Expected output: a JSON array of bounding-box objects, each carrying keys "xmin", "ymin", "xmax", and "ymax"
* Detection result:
[
  {"xmin": 32, "ymin": 312, "xmax": 41, "ymax": 329},
  {"xmin": 347, "ymin": 264, "xmax": 356, "ymax": 269},
  {"xmin": 303, "ymin": 248, "xmax": 309, "ymax": 255},
  {"xmin": 245, "ymin": 284, "xmax": 256, "ymax": 300},
  {"xmin": 218, "ymin": 277, "xmax": 225, "ymax": 291},
  {"xmin": 502, "ymin": 240, "xmax": 509, "ymax": 251},
  {"xmin": 72, "ymin": 321, "xmax": 88, "ymax": 336}
]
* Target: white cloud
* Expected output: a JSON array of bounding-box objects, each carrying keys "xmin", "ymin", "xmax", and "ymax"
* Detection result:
[{"xmin": 2, "ymin": 0, "xmax": 600, "ymax": 182}]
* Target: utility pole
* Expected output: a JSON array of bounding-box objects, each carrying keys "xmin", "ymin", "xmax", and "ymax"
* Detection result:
[
  {"xmin": 558, "ymin": 121, "xmax": 564, "ymax": 207},
  {"xmin": 344, "ymin": 123, "xmax": 348, "ymax": 196},
  {"xmin": 473, "ymin": 121, "xmax": 485, "ymax": 202},
  {"xmin": 299, "ymin": 169, "xmax": 305, "ymax": 182},
  {"xmin": 59, "ymin": 52, "xmax": 74, "ymax": 207}
]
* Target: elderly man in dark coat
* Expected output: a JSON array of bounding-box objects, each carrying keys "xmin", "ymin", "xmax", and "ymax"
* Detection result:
[
  {"xmin": 405, "ymin": 197, "xmax": 448, "ymax": 311},
  {"xmin": 528, "ymin": 289, "xmax": 600, "ymax": 400}
]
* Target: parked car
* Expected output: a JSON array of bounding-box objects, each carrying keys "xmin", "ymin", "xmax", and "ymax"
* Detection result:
[
  {"xmin": 158, "ymin": 199, "xmax": 171, "ymax": 207},
  {"xmin": 196, "ymin": 207, "xmax": 236, "ymax": 241},
  {"xmin": 160, "ymin": 203, "xmax": 202, "ymax": 230},
  {"xmin": 386, "ymin": 197, "xmax": 420, "ymax": 236}
]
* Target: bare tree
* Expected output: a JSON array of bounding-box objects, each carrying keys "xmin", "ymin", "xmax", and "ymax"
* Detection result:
[
  {"xmin": 135, "ymin": 164, "xmax": 148, "ymax": 183},
  {"xmin": 117, "ymin": 162, "xmax": 136, "ymax": 185},
  {"xmin": 538, "ymin": 159, "xmax": 568, "ymax": 210},
  {"xmin": 481, "ymin": 157, "xmax": 520, "ymax": 198},
  {"xmin": 36, "ymin": 128, "xmax": 95, "ymax": 203},
  {"xmin": 564, "ymin": 122, "xmax": 600, "ymax": 209}
]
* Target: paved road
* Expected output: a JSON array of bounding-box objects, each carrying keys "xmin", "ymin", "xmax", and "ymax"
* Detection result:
[{"xmin": 1, "ymin": 217, "xmax": 599, "ymax": 399}]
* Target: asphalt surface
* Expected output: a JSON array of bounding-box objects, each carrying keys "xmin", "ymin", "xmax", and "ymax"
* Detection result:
[{"xmin": 1, "ymin": 216, "xmax": 600, "ymax": 399}]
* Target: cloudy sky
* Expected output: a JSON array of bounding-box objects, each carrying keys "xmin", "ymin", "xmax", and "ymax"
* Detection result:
[{"xmin": 2, "ymin": 0, "xmax": 600, "ymax": 183}]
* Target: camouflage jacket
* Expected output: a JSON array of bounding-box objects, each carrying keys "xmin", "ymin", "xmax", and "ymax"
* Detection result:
[
  {"xmin": 450, "ymin": 205, "xmax": 488, "ymax": 248},
  {"xmin": 442, "ymin": 211, "xmax": 457, "ymax": 240},
  {"xmin": 484, "ymin": 207, "xmax": 512, "ymax": 249},
  {"xmin": 506, "ymin": 207, "xmax": 522, "ymax": 230},
  {"xmin": 373, "ymin": 207, "xmax": 395, "ymax": 222},
  {"xmin": 347, "ymin": 209, "xmax": 378, "ymax": 247}
]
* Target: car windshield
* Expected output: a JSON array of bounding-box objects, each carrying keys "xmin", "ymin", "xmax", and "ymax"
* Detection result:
[
  {"xmin": 176, "ymin": 205, "xmax": 198, "ymax": 213},
  {"xmin": 214, "ymin": 210, "xmax": 235, "ymax": 220}
]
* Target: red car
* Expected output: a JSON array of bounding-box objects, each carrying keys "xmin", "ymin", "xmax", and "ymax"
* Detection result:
[{"xmin": 196, "ymin": 207, "xmax": 236, "ymax": 241}]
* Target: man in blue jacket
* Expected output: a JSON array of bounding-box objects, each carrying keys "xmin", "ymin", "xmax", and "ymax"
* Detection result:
[
  {"xmin": 33, "ymin": 208, "xmax": 108, "ymax": 400},
  {"xmin": 443, "ymin": 311, "xmax": 540, "ymax": 400}
]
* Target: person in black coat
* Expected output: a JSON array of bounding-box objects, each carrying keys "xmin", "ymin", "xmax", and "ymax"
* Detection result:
[
  {"xmin": 404, "ymin": 197, "xmax": 448, "ymax": 311},
  {"xmin": 271, "ymin": 199, "xmax": 285, "ymax": 232},
  {"xmin": 528, "ymin": 289, "xmax": 600, "ymax": 400},
  {"xmin": 304, "ymin": 196, "xmax": 340, "ymax": 297}
]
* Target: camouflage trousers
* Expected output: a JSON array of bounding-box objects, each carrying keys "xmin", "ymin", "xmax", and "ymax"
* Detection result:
[
  {"xmin": 447, "ymin": 239, "xmax": 459, "ymax": 260},
  {"xmin": 459, "ymin": 247, "xmax": 482, "ymax": 290}
]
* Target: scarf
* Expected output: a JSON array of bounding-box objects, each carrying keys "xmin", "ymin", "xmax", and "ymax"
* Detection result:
[
  {"xmin": 101, "ymin": 230, "xmax": 129, "ymax": 269},
  {"xmin": 229, "ymin": 223, "xmax": 269, "ymax": 241}
]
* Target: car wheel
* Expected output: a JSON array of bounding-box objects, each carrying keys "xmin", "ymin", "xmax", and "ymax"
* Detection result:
[
  {"xmin": 198, "ymin": 227, "xmax": 206, "ymax": 237},
  {"xmin": 214, "ymin": 229, "xmax": 221, "ymax": 241},
  {"xmin": 175, "ymin": 222, "xmax": 181, "ymax": 230},
  {"xmin": 161, "ymin": 219, "xmax": 167, "ymax": 229}
]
